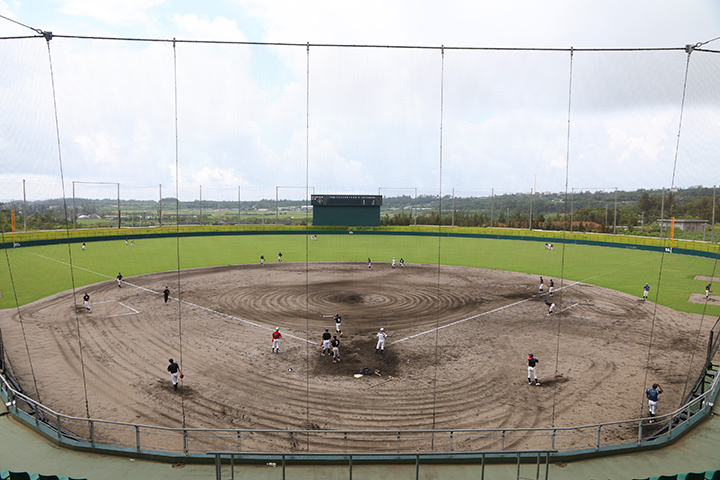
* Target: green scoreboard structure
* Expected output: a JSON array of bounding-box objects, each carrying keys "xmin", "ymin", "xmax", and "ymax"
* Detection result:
[{"xmin": 311, "ymin": 195, "xmax": 382, "ymax": 227}]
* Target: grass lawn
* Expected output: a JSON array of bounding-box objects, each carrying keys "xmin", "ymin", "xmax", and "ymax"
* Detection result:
[{"xmin": 1, "ymin": 232, "xmax": 718, "ymax": 316}]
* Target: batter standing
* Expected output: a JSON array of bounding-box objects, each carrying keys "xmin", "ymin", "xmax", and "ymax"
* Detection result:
[{"xmin": 375, "ymin": 327, "xmax": 387, "ymax": 354}]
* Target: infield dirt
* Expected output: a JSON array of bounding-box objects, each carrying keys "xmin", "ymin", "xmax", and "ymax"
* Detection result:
[{"xmin": 0, "ymin": 262, "xmax": 714, "ymax": 452}]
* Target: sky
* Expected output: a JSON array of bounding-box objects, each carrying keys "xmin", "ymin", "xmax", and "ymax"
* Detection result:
[{"xmin": 1, "ymin": 0, "xmax": 720, "ymax": 202}]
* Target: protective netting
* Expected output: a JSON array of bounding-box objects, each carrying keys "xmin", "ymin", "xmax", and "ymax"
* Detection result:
[{"xmin": 1, "ymin": 30, "xmax": 720, "ymax": 454}]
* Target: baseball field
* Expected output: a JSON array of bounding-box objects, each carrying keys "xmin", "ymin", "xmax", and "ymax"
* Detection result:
[{"xmin": 0, "ymin": 232, "xmax": 719, "ymax": 452}]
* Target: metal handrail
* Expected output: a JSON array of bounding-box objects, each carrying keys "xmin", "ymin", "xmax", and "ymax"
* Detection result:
[{"xmin": 1, "ymin": 364, "xmax": 717, "ymax": 457}]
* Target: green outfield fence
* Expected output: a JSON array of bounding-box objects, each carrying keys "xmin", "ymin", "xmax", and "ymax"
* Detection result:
[{"xmin": 2, "ymin": 227, "xmax": 719, "ymax": 259}]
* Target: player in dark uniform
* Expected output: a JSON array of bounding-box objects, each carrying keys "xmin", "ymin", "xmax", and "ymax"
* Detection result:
[
  {"xmin": 527, "ymin": 353, "xmax": 540, "ymax": 385},
  {"xmin": 167, "ymin": 358, "xmax": 182, "ymax": 391},
  {"xmin": 545, "ymin": 299, "xmax": 555, "ymax": 314},
  {"xmin": 83, "ymin": 292, "xmax": 91, "ymax": 312},
  {"xmin": 163, "ymin": 286, "xmax": 170, "ymax": 304},
  {"xmin": 331, "ymin": 336, "xmax": 340, "ymax": 363},
  {"xmin": 334, "ymin": 313, "xmax": 343, "ymax": 336},
  {"xmin": 645, "ymin": 383, "xmax": 663, "ymax": 417},
  {"xmin": 116, "ymin": 272, "xmax": 123, "ymax": 288},
  {"xmin": 321, "ymin": 328, "xmax": 332, "ymax": 356}
]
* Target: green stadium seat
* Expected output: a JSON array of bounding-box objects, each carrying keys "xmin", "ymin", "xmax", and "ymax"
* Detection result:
[
  {"xmin": 656, "ymin": 476, "xmax": 678, "ymax": 480},
  {"xmin": 709, "ymin": 471, "xmax": 720, "ymax": 480},
  {"xmin": 8, "ymin": 472, "xmax": 31, "ymax": 480},
  {"xmin": 37, "ymin": 476, "xmax": 60, "ymax": 480},
  {"xmin": 682, "ymin": 473, "xmax": 705, "ymax": 480}
]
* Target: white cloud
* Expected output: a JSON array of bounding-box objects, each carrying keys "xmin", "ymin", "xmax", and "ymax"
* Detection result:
[{"xmin": 57, "ymin": 0, "xmax": 165, "ymax": 27}]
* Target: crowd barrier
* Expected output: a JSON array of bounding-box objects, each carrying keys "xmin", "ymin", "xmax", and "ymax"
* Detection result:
[{"xmin": 0, "ymin": 361, "xmax": 717, "ymax": 463}]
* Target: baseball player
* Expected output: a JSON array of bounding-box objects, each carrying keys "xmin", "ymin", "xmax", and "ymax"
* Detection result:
[
  {"xmin": 163, "ymin": 286, "xmax": 170, "ymax": 304},
  {"xmin": 539, "ymin": 276, "xmax": 544, "ymax": 293},
  {"xmin": 260, "ymin": 254, "xmax": 264, "ymax": 266},
  {"xmin": 331, "ymin": 335, "xmax": 340, "ymax": 363},
  {"xmin": 400, "ymin": 258, "xmax": 404, "ymax": 268},
  {"xmin": 375, "ymin": 327, "xmax": 387, "ymax": 354},
  {"xmin": 272, "ymin": 327, "xmax": 282, "ymax": 354},
  {"xmin": 167, "ymin": 358, "xmax": 183, "ymax": 391},
  {"xmin": 643, "ymin": 283, "xmax": 650, "ymax": 300},
  {"xmin": 82, "ymin": 242, "xmax": 86, "ymax": 251},
  {"xmin": 527, "ymin": 353, "xmax": 539, "ymax": 385},
  {"xmin": 706, "ymin": 284, "xmax": 713, "ymax": 300},
  {"xmin": 645, "ymin": 383, "xmax": 663, "ymax": 417},
  {"xmin": 321, "ymin": 328, "xmax": 332, "ymax": 356},
  {"xmin": 548, "ymin": 279, "xmax": 554, "ymax": 296},
  {"xmin": 83, "ymin": 292, "xmax": 91, "ymax": 312},
  {"xmin": 278, "ymin": 252, "xmax": 282, "ymax": 262},
  {"xmin": 392, "ymin": 257, "xmax": 396, "ymax": 269},
  {"xmin": 545, "ymin": 299, "xmax": 555, "ymax": 315},
  {"xmin": 368, "ymin": 257, "xmax": 372, "ymax": 269},
  {"xmin": 334, "ymin": 313, "xmax": 343, "ymax": 336},
  {"xmin": 116, "ymin": 272, "xmax": 123, "ymax": 288}
]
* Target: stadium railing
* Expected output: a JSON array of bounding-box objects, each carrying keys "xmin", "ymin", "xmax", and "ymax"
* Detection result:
[{"xmin": 0, "ymin": 360, "xmax": 718, "ymax": 463}]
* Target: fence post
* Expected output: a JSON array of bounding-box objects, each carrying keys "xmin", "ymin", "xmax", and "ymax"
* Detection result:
[
  {"xmin": 214, "ymin": 453, "xmax": 222, "ymax": 480},
  {"xmin": 135, "ymin": 425, "xmax": 141, "ymax": 453},
  {"xmin": 90, "ymin": 419, "xmax": 95, "ymax": 447},
  {"xmin": 56, "ymin": 412, "xmax": 62, "ymax": 440},
  {"xmin": 237, "ymin": 430, "xmax": 241, "ymax": 452},
  {"xmin": 638, "ymin": 420, "xmax": 643, "ymax": 444},
  {"xmin": 397, "ymin": 431, "xmax": 401, "ymax": 453},
  {"xmin": 449, "ymin": 430, "xmax": 453, "ymax": 451},
  {"xmin": 183, "ymin": 429, "xmax": 189, "ymax": 455},
  {"xmin": 501, "ymin": 430, "xmax": 505, "ymax": 450},
  {"xmin": 595, "ymin": 425, "xmax": 601, "ymax": 450}
]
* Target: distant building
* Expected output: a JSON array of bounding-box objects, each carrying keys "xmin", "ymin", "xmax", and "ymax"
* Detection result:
[{"xmin": 658, "ymin": 219, "xmax": 708, "ymax": 232}]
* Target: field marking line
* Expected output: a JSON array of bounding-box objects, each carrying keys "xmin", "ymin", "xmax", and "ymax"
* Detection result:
[
  {"xmin": 28, "ymin": 251, "xmax": 317, "ymax": 345},
  {"xmin": 106, "ymin": 302, "xmax": 139, "ymax": 318},
  {"xmin": 390, "ymin": 281, "xmax": 583, "ymax": 346}
]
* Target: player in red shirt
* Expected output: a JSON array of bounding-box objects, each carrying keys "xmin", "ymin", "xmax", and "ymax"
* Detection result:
[{"xmin": 272, "ymin": 327, "xmax": 282, "ymax": 354}]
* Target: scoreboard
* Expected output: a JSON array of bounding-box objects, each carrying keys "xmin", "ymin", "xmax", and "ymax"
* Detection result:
[{"xmin": 311, "ymin": 195, "xmax": 382, "ymax": 226}]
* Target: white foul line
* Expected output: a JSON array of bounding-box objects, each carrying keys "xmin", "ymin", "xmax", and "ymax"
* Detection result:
[
  {"xmin": 28, "ymin": 251, "xmax": 317, "ymax": 345},
  {"xmin": 390, "ymin": 281, "xmax": 583, "ymax": 346}
]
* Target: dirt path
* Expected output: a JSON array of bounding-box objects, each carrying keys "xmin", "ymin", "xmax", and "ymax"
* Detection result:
[{"xmin": 0, "ymin": 263, "xmax": 714, "ymax": 452}]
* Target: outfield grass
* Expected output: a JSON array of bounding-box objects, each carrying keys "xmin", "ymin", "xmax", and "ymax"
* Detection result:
[{"xmin": 1, "ymin": 233, "xmax": 718, "ymax": 316}]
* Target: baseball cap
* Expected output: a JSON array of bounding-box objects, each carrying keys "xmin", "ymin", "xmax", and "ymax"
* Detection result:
[
  {"xmin": 169, "ymin": 358, "xmax": 173, "ymax": 363},
  {"xmin": 380, "ymin": 327, "xmax": 385, "ymax": 331}
]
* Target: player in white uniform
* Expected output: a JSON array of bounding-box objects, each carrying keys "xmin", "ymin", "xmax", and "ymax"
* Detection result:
[
  {"xmin": 375, "ymin": 327, "xmax": 387, "ymax": 354},
  {"xmin": 392, "ymin": 257, "xmax": 396, "ymax": 268}
]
